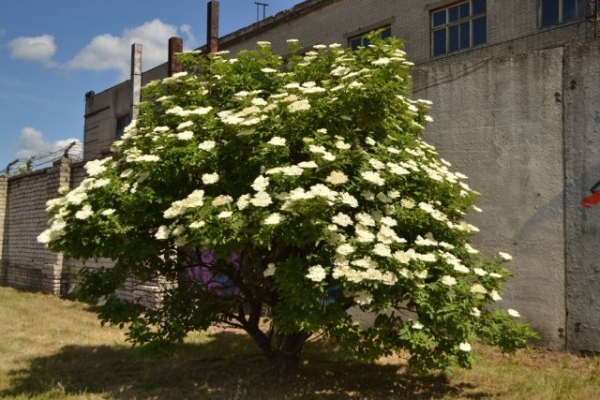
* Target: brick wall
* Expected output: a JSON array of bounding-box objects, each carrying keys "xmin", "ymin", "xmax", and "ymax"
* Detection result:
[
  {"xmin": 0, "ymin": 158, "xmax": 72, "ymax": 293},
  {"xmin": 0, "ymin": 175, "xmax": 7, "ymax": 286},
  {"xmin": 220, "ymin": 0, "xmax": 592, "ymax": 65},
  {"xmin": 0, "ymin": 158, "xmax": 165, "ymax": 307}
]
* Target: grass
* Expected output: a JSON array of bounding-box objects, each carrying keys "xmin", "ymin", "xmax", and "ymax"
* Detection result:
[{"xmin": 1, "ymin": 287, "xmax": 600, "ymax": 399}]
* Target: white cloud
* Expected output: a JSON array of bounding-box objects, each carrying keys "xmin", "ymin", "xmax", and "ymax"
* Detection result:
[
  {"xmin": 9, "ymin": 34, "xmax": 57, "ymax": 66},
  {"xmin": 66, "ymin": 19, "xmax": 197, "ymax": 79},
  {"xmin": 16, "ymin": 127, "xmax": 82, "ymax": 160},
  {"xmin": 180, "ymin": 24, "xmax": 199, "ymax": 49}
]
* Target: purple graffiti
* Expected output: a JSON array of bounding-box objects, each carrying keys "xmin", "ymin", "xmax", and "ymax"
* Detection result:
[{"xmin": 186, "ymin": 250, "xmax": 240, "ymax": 297}]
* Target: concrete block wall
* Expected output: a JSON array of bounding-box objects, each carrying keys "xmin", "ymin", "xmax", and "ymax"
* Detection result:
[
  {"xmin": 116, "ymin": 276, "xmax": 174, "ymax": 310},
  {"xmin": 5, "ymin": 170, "xmax": 51, "ymax": 292},
  {"xmin": 61, "ymin": 163, "xmax": 119, "ymax": 298},
  {"xmin": 413, "ymin": 47, "xmax": 566, "ymax": 349},
  {"xmin": 222, "ymin": 0, "xmax": 429, "ymax": 60},
  {"xmin": 1, "ymin": 158, "xmax": 74, "ymax": 294},
  {"xmin": 220, "ymin": 0, "xmax": 592, "ymax": 66},
  {"xmin": 0, "ymin": 158, "xmax": 167, "ymax": 307},
  {"xmin": 40, "ymin": 158, "xmax": 73, "ymax": 295},
  {"xmin": 0, "ymin": 176, "xmax": 7, "ymax": 286},
  {"xmin": 425, "ymin": 21, "xmax": 589, "ymax": 68},
  {"xmin": 62, "ymin": 162, "xmax": 165, "ymax": 308}
]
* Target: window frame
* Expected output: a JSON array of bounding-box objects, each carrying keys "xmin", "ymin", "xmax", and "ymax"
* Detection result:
[
  {"xmin": 539, "ymin": 0, "xmax": 588, "ymax": 28},
  {"xmin": 345, "ymin": 17, "xmax": 395, "ymax": 50},
  {"xmin": 429, "ymin": 0, "xmax": 487, "ymax": 57},
  {"xmin": 116, "ymin": 113, "xmax": 132, "ymax": 139}
]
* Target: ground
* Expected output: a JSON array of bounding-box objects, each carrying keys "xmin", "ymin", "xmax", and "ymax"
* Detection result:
[{"xmin": 1, "ymin": 287, "xmax": 599, "ymax": 399}]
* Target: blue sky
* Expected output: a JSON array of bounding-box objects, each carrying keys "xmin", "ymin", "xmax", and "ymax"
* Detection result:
[{"xmin": 0, "ymin": 0, "xmax": 302, "ymax": 172}]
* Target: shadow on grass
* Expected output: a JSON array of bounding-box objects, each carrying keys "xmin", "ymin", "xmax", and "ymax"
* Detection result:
[{"xmin": 1, "ymin": 331, "xmax": 488, "ymax": 399}]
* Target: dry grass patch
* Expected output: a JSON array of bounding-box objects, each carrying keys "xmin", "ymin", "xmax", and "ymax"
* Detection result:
[{"xmin": 1, "ymin": 286, "xmax": 600, "ymax": 399}]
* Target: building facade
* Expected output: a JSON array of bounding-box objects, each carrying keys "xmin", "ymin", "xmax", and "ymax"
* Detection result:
[
  {"xmin": 83, "ymin": 0, "xmax": 600, "ymax": 160},
  {"xmin": 3, "ymin": 0, "xmax": 600, "ymax": 352}
]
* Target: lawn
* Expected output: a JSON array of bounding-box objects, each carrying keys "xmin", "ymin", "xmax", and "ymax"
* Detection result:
[{"xmin": 1, "ymin": 286, "xmax": 599, "ymax": 399}]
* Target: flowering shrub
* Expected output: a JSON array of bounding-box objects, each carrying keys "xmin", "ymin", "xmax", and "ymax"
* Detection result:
[{"xmin": 40, "ymin": 35, "xmax": 536, "ymax": 372}]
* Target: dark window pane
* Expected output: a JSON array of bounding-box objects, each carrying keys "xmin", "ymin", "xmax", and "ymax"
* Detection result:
[
  {"xmin": 433, "ymin": 29, "xmax": 447, "ymax": 56},
  {"xmin": 473, "ymin": 16, "xmax": 487, "ymax": 46},
  {"xmin": 449, "ymin": 6, "xmax": 459, "ymax": 21},
  {"xmin": 433, "ymin": 10, "xmax": 446, "ymax": 27},
  {"xmin": 577, "ymin": 0, "xmax": 593, "ymax": 18},
  {"xmin": 460, "ymin": 2, "xmax": 470, "ymax": 18},
  {"xmin": 542, "ymin": 0, "xmax": 560, "ymax": 26},
  {"xmin": 473, "ymin": 0, "xmax": 486, "ymax": 14},
  {"xmin": 432, "ymin": 0, "xmax": 487, "ymax": 57},
  {"xmin": 563, "ymin": 0, "xmax": 577, "ymax": 21},
  {"xmin": 363, "ymin": 38, "xmax": 371, "ymax": 47},
  {"xmin": 460, "ymin": 22, "xmax": 470, "ymax": 49},
  {"xmin": 116, "ymin": 114, "xmax": 131, "ymax": 139},
  {"xmin": 449, "ymin": 25, "xmax": 459, "ymax": 52},
  {"xmin": 350, "ymin": 38, "xmax": 361, "ymax": 50},
  {"xmin": 380, "ymin": 27, "xmax": 392, "ymax": 39}
]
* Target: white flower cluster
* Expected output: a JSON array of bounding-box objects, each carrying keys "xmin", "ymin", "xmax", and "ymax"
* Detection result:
[
  {"xmin": 166, "ymin": 105, "xmax": 213, "ymax": 118},
  {"xmin": 202, "ymin": 173, "xmax": 219, "ymax": 185},
  {"xmin": 264, "ymin": 212, "xmax": 284, "ymax": 225},
  {"xmin": 198, "ymin": 140, "xmax": 216, "ymax": 151},
  {"xmin": 326, "ymin": 171, "xmax": 348, "ymax": 185},
  {"xmin": 264, "ymin": 263, "xmax": 276, "ymax": 277},
  {"xmin": 216, "ymin": 98, "xmax": 271, "ymax": 127},
  {"xmin": 84, "ymin": 157, "xmax": 112, "ymax": 177},
  {"xmin": 306, "ymin": 265, "xmax": 327, "ymax": 282},
  {"xmin": 75, "ymin": 204, "xmax": 94, "ymax": 220},
  {"xmin": 361, "ymin": 171, "xmax": 385, "ymax": 186},
  {"xmin": 268, "ymin": 136, "xmax": 286, "ymax": 146},
  {"xmin": 163, "ymin": 189, "xmax": 205, "ymax": 219}
]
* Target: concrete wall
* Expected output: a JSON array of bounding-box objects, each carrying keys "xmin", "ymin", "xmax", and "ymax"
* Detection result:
[
  {"xmin": 142, "ymin": 64, "xmax": 168, "ymax": 86},
  {"xmin": 413, "ymin": 47, "xmax": 566, "ymax": 349},
  {"xmin": 83, "ymin": 81, "xmax": 132, "ymax": 161},
  {"xmin": 564, "ymin": 41, "xmax": 600, "ymax": 352}
]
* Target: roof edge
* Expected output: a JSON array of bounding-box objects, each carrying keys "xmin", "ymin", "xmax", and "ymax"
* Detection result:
[{"xmin": 200, "ymin": 0, "xmax": 344, "ymax": 51}]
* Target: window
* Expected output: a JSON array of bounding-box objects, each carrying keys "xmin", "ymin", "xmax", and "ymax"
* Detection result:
[
  {"xmin": 116, "ymin": 114, "xmax": 131, "ymax": 139},
  {"xmin": 348, "ymin": 26, "xmax": 392, "ymax": 50},
  {"xmin": 540, "ymin": 0, "xmax": 587, "ymax": 27},
  {"xmin": 431, "ymin": 0, "xmax": 487, "ymax": 57}
]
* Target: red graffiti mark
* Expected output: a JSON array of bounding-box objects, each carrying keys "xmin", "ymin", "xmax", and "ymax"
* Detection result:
[{"xmin": 581, "ymin": 191, "xmax": 600, "ymax": 208}]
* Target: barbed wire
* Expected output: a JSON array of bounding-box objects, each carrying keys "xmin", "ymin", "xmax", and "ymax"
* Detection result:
[{"xmin": 4, "ymin": 142, "xmax": 84, "ymax": 176}]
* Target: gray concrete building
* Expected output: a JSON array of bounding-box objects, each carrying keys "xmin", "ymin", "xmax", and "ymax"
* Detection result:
[
  {"xmin": 83, "ymin": 0, "xmax": 600, "ymax": 161},
  {"xmin": 3, "ymin": 0, "xmax": 600, "ymax": 352}
]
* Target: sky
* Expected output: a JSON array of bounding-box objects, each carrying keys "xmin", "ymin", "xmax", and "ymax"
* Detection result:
[{"xmin": 0, "ymin": 0, "xmax": 302, "ymax": 172}]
